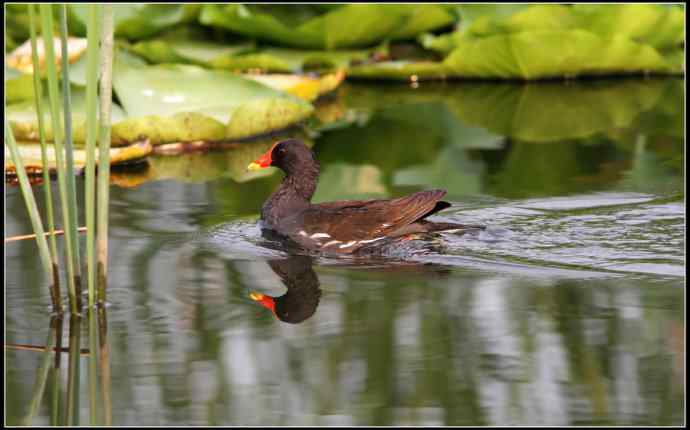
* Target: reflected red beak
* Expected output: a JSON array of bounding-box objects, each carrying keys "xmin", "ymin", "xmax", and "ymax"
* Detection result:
[{"xmin": 249, "ymin": 292, "xmax": 276, "ymax": 314}]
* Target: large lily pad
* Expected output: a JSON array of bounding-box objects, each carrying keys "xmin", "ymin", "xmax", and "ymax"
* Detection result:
[
  {"xmin": 443, "ymin": 29, "xmax": 676, "ymax": 80},
  {"xmin": 4, "ymin": 139, "xmax": 152, "ymax": 175},
  {"xmin": 68, "ymin": 4, "xmax": 201, "ymax": 40},
  {"xmin": 403, "ymin": 4, "xmax": 685, "ymax": 81},
  {"xmin": 210, "ymin": 47, "xmax": 375, "ymax": 73},
  {"xmin": 128, "ymin": 27, "xmax": 256, "ymax": 66},
  {"xmin": 198, "ymin": 4, "xmax": 454, "ymax": 49},
  {"xmin": 128, "ymin": 27, "xmax": 374, "ymax": 73},
  {"xmin": 4, "ymin": 66, "xmax": 35, "ymax": 103},
  {"xmin": 245, "ymin": 71, "xmax": 345, "ymax": 102},
  {"xmin": 110, "ymin": 61, "xmax": 314, "ymax": 145},
  {"xmin": 7, "ymin": 85, "xmax": 128, "ymax": 145}
]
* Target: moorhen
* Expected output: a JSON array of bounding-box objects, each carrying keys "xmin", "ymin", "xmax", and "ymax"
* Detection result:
[{"xmin": 248, "ymin": 139, "xmax": 481, "ymax": 255}]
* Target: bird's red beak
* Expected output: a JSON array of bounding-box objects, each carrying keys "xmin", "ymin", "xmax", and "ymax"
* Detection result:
[
  {"xmin": 247, "ymin": 142, "xmax": 279, "ymax": 171},
  {"xmin": 249, "ymin": 292, "xmax": 276, "ymax": 314}
]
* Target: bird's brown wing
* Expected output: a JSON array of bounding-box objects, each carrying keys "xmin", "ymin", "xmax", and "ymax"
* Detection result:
[{"xmin": 285, "ymin": 190, "xmax": 447, "ymax": 248}]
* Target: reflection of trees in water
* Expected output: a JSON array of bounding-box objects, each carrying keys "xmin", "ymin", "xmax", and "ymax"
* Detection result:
[{"xmin": 5, "ymin": 179, "xmax": 684, "ymax": 425}]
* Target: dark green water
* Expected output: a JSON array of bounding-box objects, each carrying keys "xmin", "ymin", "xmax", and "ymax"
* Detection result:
[{"xmin": 5, "ymin": 78, "xmax": 685, "ymax": 426}]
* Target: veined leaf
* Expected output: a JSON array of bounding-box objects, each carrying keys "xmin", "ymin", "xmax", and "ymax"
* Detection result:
[
  {"xmin": 69, "ymin": 4, "xmax": 201, "ymax": 40},
  {"xmin": 5, "ymin": 140, "xmax": 152, "ymax": 173},
  {"xmin": 111, "ymin": 62, "xmax": 314, "ymax": 144},
  {"xmin": 7, "ymin": 85, "xmax": 127, "ymax": 145},
  {"xmin": 198, "ymin": 4, "xmax": 454, "ymax": 49}
]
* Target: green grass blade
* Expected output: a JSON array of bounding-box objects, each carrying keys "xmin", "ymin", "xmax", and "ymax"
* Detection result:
[
  {"xmin": 88, "ymin": 307, "xmax": 99, "ymax": 425},
  {"xmin": 22, "ymin": 318, "xmax": 58, "ymax": 425},
  {"xmin": 28, "ymin": 4, "xmax": 62, "ymax": 307},
  {"xmin": 85, "ymin": 4, "xmax": 100, "ymax": 308},
  {"xmin": 97, "ymin": 5, "xmax": 114, "ymax": 304},
  {"xmin": 59, "ymin": 5, "xmax": 83, "ymax": 299},
  {"xmin": 98, "ymin": 307, "xmax": 113, "ymax": 425},
  {"xmin": 65, "ymin": 315, "xmax": 82, "ymax": 425},
  {"xmin": 40, "ymin": 3, "xmax": 79, "ymax": 314},
  {"xmin": 5, "ymin": 118, "xmax": 55, "ymax": 308},
  {"xmin": 50, "ymin": 317, "xmax": 64, "ymax": 425}
]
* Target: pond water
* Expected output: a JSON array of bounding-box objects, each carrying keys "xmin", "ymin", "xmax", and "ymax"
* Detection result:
[{"xmin": 5, "ymin": 78, "xmax": 685, "ymax": 426}]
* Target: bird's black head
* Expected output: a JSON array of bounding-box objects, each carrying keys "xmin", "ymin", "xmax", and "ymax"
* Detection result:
[{"xmin": 247, "ymin": 139, "xmax": 319, "ymax": 175}]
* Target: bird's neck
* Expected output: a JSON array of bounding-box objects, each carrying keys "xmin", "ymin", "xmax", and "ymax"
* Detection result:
[{"xmin": 261, "ymin": 163, "xmax": 319, "ymax": 227}]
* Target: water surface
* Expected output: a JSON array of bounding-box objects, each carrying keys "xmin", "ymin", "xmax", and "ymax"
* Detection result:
[{"xmin": 5, "ymin": 78, "xmax": 685, "ymax": 426}]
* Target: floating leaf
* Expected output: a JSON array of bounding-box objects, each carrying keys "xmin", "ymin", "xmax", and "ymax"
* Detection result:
[
  {"xmin": 6, "ymin": 36, "xmax": 87, "ymax": 74},
  {"xmin": 198, "ymin": 4, "xmax": 454, "ymax": 49},
  {"xmin": 4, "ymin": 67, "xmax": 35, "ymax": 103},
  {"xmin": 69, "ymin": 4, "xmax": 201, "ymax": 40},
  {"xmin": 417, "ymin": 4, "xmax": 685, "ymax": 81},
  {"xmin": 111, "ymin": 62, "xmax": 314, "ymax": 145},
  {"xmin": 128, "ymin": 27, "xmax": 256, "ymax": 66},
  {"xmin": 7, "ymin": 85, "xmax": 127, "ymax": 145},
  {"xmin": 212, "ymin": 47, "xmax": 375, "ymax": 73},
  {"xmin": 443, "ymin": 29, "xmax": 677, "ymax": 80},
  {"xmin": 4, "ymin": 140, "xmax": 152, "ymax": 174},
  {"xmin": 245, "ymin": 71, "xmax": 345, "ymax": 101}
]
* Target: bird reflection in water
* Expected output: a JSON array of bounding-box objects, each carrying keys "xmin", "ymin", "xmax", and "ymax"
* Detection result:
[
  {"xmin": 249, "ymin": 255, "xmax": 322, "ymax": 324},
  {"xmin": 249, "ymin": 254, "xmax": 456, "ymax": 324}
]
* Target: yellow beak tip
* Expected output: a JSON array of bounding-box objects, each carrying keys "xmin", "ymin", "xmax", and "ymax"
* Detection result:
[
  {"xmin": 249, "ymin": 292, "xmax": 264, "ymax": 301},
  {"xmin": 247, "ymin": 162, "xmax": 262, "ymax": 171}
]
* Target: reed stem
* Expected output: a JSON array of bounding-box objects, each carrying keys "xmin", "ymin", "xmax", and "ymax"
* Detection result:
[
  {"xmin": 85, "ymin": 4, "xmax": 100, "ymax": 308},
  {"xmin": 65, "ymin": 314, "xmax": 81, "ymax": 426},
  {"xmin": 59, "ymin": 4, "xmax": 83, "ymax": 304},
  {"xmin": 5, "ymin": 119, "xmax": 56, "ymax": 310},
  {"xmin": 88, "ymin": 307, "xmax": 99, "ymax": 425},
  {"xmin": 97, "ymin": 5, "xmax": 114, "ymax": 305},
  {"xmin": 28, "ymin": 4, "xmax": 62, "ymax": 307},
  {"xmin": 98, "ymin": 306, "xmax": 112, "ymax": 425},
  {"xmin": 22, "ymin": 317, "xmax": 58, "ymax": 425},
  {"xmin": 50, "ymin": 317, "xmax": 64, "ymax": 426},
  {"xmin": 40, "ymin": 4, "xmax": 79, "ymax": 314}
]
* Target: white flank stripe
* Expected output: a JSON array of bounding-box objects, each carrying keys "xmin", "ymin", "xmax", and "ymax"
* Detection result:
[
  {"xmin": 360, "ymin": 237, "xmax": 385, "ymax": 244},
  {"xmin": 339, "ymin": 241, "xmax": 358, "ymax": 249},
  {"xmin": 310, "ymin": 232, "xmax": 331, "ymax": 239},
  {"xmin": 298, "ymin": 230, "xmax": 308, "ymax": 237},
  {"xmin": 322, "ymin": 240, "xmax": 342, "ymax": 247}
]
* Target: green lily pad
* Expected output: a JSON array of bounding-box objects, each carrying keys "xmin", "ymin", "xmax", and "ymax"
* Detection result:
[
  {"xmin": 198, "ymin": 4, "xmax": 454, "ymax": 49},
  {"xmin": 130, "ymin": 31, "xmax": 374, "ymax": 73},
  {"xmin": 128, "ymin": 27, "xmax": 256, "ymax": 66},
  {"xmin": 443, "ymin": 29, "xmax": 677, "ymax": 80},
  {"xmin": 69, "ymin": 4, "xmax": 201, "ymax": 40},
  {"xmin": 416, "ymin": 4, "xmax": 685, "ymax": 81},
  {"xmin": 4, "ymin": 66, "xmax": 35, "ymax": 103},
  {"xmin": 7, "ymin": 85, "xmax": 127, "ymax": 145},
  {"xmin": 5, "ymin": 139, "xmax": 152, "ymax": 174},
  {"xmin": 111, "ymin": 61, "xmax": 314, "ymax": 145}
]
